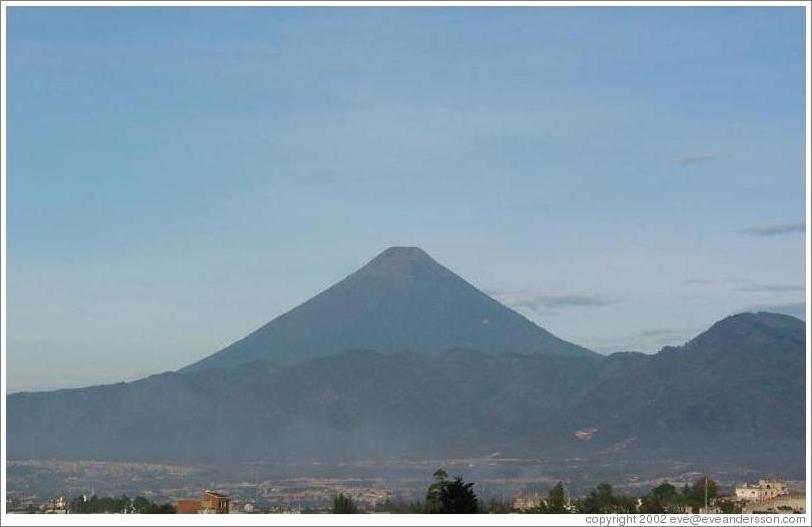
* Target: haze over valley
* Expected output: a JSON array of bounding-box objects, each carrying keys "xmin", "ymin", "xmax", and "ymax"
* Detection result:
[{"xmin": 8, "ymin": 248, "xmax": 806, "ymax": 490}]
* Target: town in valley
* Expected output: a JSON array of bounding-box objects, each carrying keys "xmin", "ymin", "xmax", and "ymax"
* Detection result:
[{"xmin": 6, "ymin": 458, "xmax": 806, "ymax": 514}]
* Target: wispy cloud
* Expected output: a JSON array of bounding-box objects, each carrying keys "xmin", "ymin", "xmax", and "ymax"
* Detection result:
[
  {"xmin": 488, "ymin": 289, "xmax": 615, "ymax": 311},
  {"xmin": 742, "ymin": 222, "xmax": 805, "ymax": 237},
  {"xmin": 733, "ymin": 283, "xmax": 804, "ymax": 293},
  {"xmin": 675, "ymin": 153, "xmax": 722, "ymax": 166}
]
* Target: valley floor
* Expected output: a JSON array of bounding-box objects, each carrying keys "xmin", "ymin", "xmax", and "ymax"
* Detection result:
[{"xmin": 6, "ymin": 457, "xmax": 805, "ymax": 513}]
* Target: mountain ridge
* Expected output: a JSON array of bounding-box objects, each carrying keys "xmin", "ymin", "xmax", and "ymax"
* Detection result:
[
  {"xmin": 6, "ymin": 246, "xmax": 805, "ymax": 475},
  {"xmin": 7, "ymin": 310, "xmax": 805, "ymax": 472}
]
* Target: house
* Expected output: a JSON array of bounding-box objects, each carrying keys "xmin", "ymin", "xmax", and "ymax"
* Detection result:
[
  {"xmin": 174, "ymin": 499, "xmax": 202, "ymax": 514},
  {"xmin": 175, "ymin": 490, "xmax": 230, "ymax": 514},
  {"xmin": 512, "ymin": 494, "xmax": 541, "ymax": 511},
  {"xmin": 42, "ymin": 497, "xmax": 68, "ymax": 514},
  {"xmin": 201, "ymin": 491, "xmax": 230, "ymax": 514},
  {"xmin": 735, "ymin": 479, "xmax": 789, "ymax": 502}
]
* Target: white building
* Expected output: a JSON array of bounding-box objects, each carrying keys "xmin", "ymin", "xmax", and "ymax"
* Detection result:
[{"xmin": 735, "ymin": 479, "xmax": 788, "ymax": 502}]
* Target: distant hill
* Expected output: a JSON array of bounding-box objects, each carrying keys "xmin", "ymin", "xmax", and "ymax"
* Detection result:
[
  {"xmin": 182, "ymin": 247, "xmax": 595, "ymax": 373},
  {"xmin": 570, "ymin": 312, "xmax": 806, "ymax": 466},
  {"xmin": 6, "ymin": 248, "xmax": 806, "ymax": 476}
]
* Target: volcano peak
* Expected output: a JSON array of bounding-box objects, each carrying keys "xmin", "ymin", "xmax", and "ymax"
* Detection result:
[
  {"xmin": 181, "ymin": 246, "xmax": 596, "ymax": 373},
  {"xmin": 354, "ymin": 246, "xmax": 445, "ymax": 279}
]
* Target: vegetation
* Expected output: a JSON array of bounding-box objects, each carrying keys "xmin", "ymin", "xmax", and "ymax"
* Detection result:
[
  {"xmin": 68, "ymin": 494, "xmax": 175, "ymax": 513},
  {"xmin": 397, "ymin": 469, "xmax": 732, "ymax": 515},
  {"xmin": 424, "ymin": 468, "xmax": 479, "ymax": 513},
  {"xmin": 528, "ymin": 481, "xmax": 571, "ymax": 513},
  {"xmin": 54, "ymin": 472, "xmax": 735, "ymax": 515},
  {"xmin": 425, "ymin": 468, "xmax": 449, "ymax": 513},
  {"xmin": 386, "ymin": 473, "xmax": 731, "ymax": 515},
  {"xmin": 515, "ymin": 475, "xmax": 726, "ymax": 515},
  {"xmin": 639, "ymin": 482, "xmax": 684, "ymax": 513},
  {"xmin": 575, "ymin": 483, "xmax": 637, "ymax": 513},
  {"xmin": 331, "ymin": 492, "xmax": 358, "ymax": 514},
  {"xmin": 682, "ymin": 476, "xmax": 719, "ymax": 512}
]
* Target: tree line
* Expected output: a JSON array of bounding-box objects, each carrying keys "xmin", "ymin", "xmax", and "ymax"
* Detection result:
[
  {"xmin": 68, "ymin": 494, "xmax": 175, "ymax": 513},
  {"xmin": 526, "ymin": 477, "xmax": 730, "ymax": 514},
  {"xmin": 336, "ymin": 469, "xmax": 740, "ymax": 514}
]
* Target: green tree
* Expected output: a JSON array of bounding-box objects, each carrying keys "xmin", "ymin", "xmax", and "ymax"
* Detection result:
[
  {"xmin": 425, "ymin": 468, "xmax": 449, "ymax": 513},
  {"xmin": 69, "ymin": 494, "xmax": 174, "ymax": 514},
  {"xmin": 577, "ymin": 483, "xmax": 636, "ymax": 513},
  {"xmin": 424, "ymin": 468, "xmax": 479, "ymax": 513},
  {"xmin": 578, "ymin": 483, "xmax": 614, "ymax": 513},
  {"xmin": 132, "ymin": 496, "xmax": 153, "ymax": 513},
  {"xmin": 616, "ymin": 495, "xmax": 638, "ymax": 513},
  {"xmin": 640, "ymin": 482, "xmax": 684, "ymax": 513},
  {"xmin": 439, "ymin": 476, "xmax": 479, "ymax": 513},
  {"xmin": 332, "ymin": 492, "xmax": 358, "ymax": 514},
  {"xmin": 530, "ymin": 481, "xmax": 570, "ymax": 513},
  {"xmin": 545, "ymin": 481, "xmax": 569, "ymax": 513},
  {"xmin": 682, "ymin": 476, "xmax": 718, "ymax": 512}
]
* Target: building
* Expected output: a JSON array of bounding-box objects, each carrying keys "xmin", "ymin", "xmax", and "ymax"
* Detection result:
[
  {"xmin": 175, "ymin": 490, "xmax": 230, "ymax": 514},
  {"xmin": 512, "ymin": 493, "xmax": 541, "ymax": 511},
  {"xmin": 735, "ymin": 479, "xmax": 789, "ymax": 502},
  {"xmin": 42, "ymin": 497, "xmax": 68, "ymax": 514},
  {"xmin": 174, "ymin": 499, "xmax": 202, "ymax": 514},
  {"xmin": 201, "ymin": 490, "xmax": 230, "ymax": 514}
]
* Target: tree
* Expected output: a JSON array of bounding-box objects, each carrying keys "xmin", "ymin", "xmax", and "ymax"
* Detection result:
[
  {"xmin": 530, "ymin": 481, "xmax": 570, "ymax": 513},
  {"xmin": 425, "ymin": 468, "xmax": 449, "ymax": 513},
  {"xmin": 682, "ymin": 476, "xmax": 718, "ymax": 512},
  {"xmin": 424, "ymin": 468, "xmax": 479, "ymax": 513},
  {"xmin": 332, "ymin": 493, "xmax": 358, "ymax": 514},
  {"xmin": 578, "ymin": 483, "xmax": 615, "ymax": 513},
  {"xmin": 154, "ymin": 503, "xmax": 176, "ymax": 513},
  {"xmin": 440, "ymin": 477, "xmax": 479, "ymax": 513},
  {"xmin": 545, "ymin": 482, "xmax": 569, "ymax": 513},
  {"xmin": 640, "ymin": 482, "xmax": 683, "ymax": 513},
  {"xmin": 69, "ymin": 494, "xmax": 174, "ymax": 514},
  {"xmin": 576, "ymin": 483, "xmax": 636, "ymax": 513}
]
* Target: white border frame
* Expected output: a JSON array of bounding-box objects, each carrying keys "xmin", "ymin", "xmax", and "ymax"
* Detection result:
[{"xmin": 1, "ymin": 2, "xmax": 809, "ymax": 526}]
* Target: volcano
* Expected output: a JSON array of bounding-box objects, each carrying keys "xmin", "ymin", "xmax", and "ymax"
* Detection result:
[
  {"xmin": 183, "ymin": 246, "xmax": 595, "ymax": 373},
  {"xmin": 6, "ymin": 248, "xmax": 805, "ymax": 474}
]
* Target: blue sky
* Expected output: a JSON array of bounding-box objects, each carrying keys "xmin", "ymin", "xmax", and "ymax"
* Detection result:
[{"xmin": 6, "ymin": 7, "xmax": 807, "ymax": 392}]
